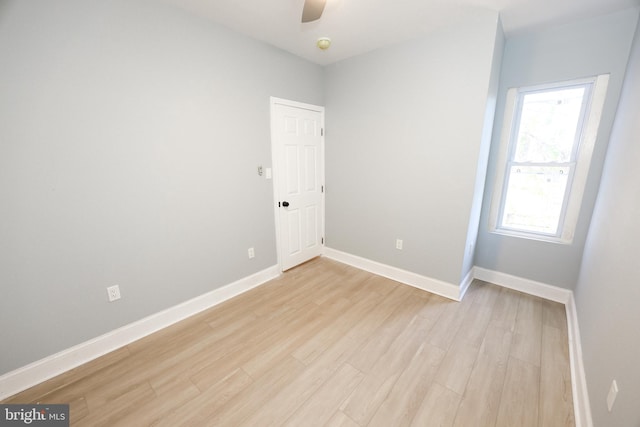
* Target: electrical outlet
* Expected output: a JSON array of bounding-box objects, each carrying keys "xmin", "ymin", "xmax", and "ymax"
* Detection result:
[
  {"xmin": 607, "ymin": 380, "xmax": 618, "ymax": 412},
  {"xmin": 396, "ymin": 239, "xmax": 403, "ymax": 250},
  {"xmin": 248, "ymin": 247, "xmax": 255, "ymax": 259},
  {"xmin": 107, "ymin": 285, "xmax": 121, "ymax": 302}
]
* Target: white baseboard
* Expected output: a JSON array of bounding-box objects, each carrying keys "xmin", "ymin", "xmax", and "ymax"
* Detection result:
[
  {"xmin": 1, "ymin": 255, "xmax": 592, "ymax": 427},
  {"xmin": 322, "ymin": 252, "xmax": 590, "ymax": 426},
  {"xmin": 565, "ymin": 294, "xmax": 593, "ymax": 427},
  {"xmin": 473, "ymin": 267, "xmax": 591, "ymax": 427},
  {"xmin": 0, "ymin": 265, "xmax": 280, "ymax": 401},
  {"xmin": 323, "ymin": 247, "xmax": 464, "ymax": 301},
  {"xmin": 473, "ymin": 267, "xmax": 572, "ymax": 304},
  {"xmin": 459, "ymin": 267, "xmax": 474, "ymax": 300}
]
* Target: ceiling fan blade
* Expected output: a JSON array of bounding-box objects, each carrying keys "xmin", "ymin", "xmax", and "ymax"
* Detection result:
[{"xmin": 301, "ymin": 0, "xmax": 327, "ymax": 23}]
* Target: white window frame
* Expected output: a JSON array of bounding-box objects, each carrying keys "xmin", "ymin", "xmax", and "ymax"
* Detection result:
[{"xmin": 489, "ymin": 74, "xmax": 609, "ymax": 244}]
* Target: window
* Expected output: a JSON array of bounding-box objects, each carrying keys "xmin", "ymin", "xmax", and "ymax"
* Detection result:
[{"xmin": 489, "ymin": 75, "xmax": 609, "ymax": 243}]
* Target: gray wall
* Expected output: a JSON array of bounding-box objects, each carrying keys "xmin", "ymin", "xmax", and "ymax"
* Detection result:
[
  {"xmin": 574, "ymin": 24, "xmax": 640, "ymax": 427},
  {"xmin": 325, "ymin": 10, "xmax": 502, "ymax": 286},
  {"xmin": 0, "ymin": 0, "xmax": 323, "ymax": 375},
  {"xmin": 475, "ymin": 9, "xmax": 639, "ymax": 289},
  {"xmin": 461, "ymin": 23, "xmax": 505, "ymax": 278}
]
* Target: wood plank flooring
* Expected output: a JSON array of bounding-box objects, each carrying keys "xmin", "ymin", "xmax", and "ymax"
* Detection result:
[{"xmin": 3, "ymin": 257, "xmax": 575, "ymax": 426}]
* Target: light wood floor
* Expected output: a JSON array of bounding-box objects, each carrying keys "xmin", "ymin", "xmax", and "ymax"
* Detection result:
[{"xmin": 4, "ymin": 257, "xmax": 575, "ymax": 426}]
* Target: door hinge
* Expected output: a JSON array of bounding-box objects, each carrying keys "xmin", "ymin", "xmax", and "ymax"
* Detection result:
[
  {"xmin": 322, "ymin": 237, "xmax": 324, "ymax": 245},
  {"xmin": 278, "ymin": 201, "xmax": 281, "ymax": 207},
  {"xmin": 321, "ymin": 128, "xmax": 324, "ymax": 136},
  {"xmin": 321, "ymin": 185, "xmax": 324, "ymax": 193}
]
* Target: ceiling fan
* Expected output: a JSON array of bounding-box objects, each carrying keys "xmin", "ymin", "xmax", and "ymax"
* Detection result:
[{"xmin": 301, "ymin": 0, "xmax": 327, "ymax": 23}]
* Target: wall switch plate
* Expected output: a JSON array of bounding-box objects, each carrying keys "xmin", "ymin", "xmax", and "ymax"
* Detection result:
[
  {"xmin": 396, "ymin": 239, "xmax": 403, "ymax": 250},
  {"xmin": 607, "ymin": 380, "xmax": 618, "ymax": 412},
  {"xmin": 248, "ymin": 247, "xmax": 255, "ymax": 259},
  {"xmin": 107, "ymin": 285, "xmax": 121, "ymax": 302}
]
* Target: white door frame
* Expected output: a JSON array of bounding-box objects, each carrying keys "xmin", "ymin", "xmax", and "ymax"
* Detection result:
[{"xmin": 270, "ymin": 96, "xmax": 325, "ymax": 272}]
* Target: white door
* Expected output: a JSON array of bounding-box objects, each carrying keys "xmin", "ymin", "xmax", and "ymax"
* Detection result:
[{"xmin": 271, "ymin": 98, "xmax": 324, "ymax": 271}]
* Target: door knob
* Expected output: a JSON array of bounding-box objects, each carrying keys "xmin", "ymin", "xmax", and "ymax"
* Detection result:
[{"xmin": 282, "ymin": 201, "xmax": 290, "ymax": 207}]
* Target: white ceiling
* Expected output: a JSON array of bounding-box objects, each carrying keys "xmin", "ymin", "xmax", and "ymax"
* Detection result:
[{"xmin": 160, "ymin": 0, "xmax": 640, "ymax": 65}]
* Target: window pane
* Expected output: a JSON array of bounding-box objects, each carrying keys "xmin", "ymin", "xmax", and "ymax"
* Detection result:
[
  {"xmin": 501, "ymin": 166, "xmax": 570, "ymax": 234},
  {"xmin": 514, "ymin": 88, "xmax": 585, "ymax": 163}
]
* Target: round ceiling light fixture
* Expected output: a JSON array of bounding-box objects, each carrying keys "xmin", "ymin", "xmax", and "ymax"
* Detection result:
[{"xmin": 317, "ymin": 37, "xmax": 331, "ymax": 50}]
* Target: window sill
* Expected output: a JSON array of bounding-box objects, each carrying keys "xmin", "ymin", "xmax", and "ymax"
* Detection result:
[{"xmin": 489, "ymin": 228, "xmax": 573, "ymax": 245}]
